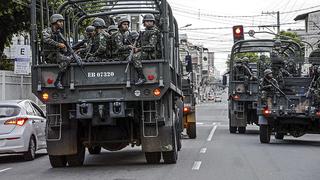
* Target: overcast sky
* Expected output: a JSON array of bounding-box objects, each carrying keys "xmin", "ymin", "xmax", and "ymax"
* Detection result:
[{"xmin": 167, "ymin": 0, "xmax": 320, "ymax": 74}]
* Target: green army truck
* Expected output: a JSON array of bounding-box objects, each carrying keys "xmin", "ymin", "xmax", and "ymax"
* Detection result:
[{"xmin": 30, "ymin": 0, "xmax": 183, "ymax": 167}]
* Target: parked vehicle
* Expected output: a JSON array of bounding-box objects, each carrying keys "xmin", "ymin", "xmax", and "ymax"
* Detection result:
[
  {"xmin": 0, "ymin": 100, "xmax": 47, "ymax": 160},
  {"xmin": 208, "ymin": 95, "xmax": 215, "ymax": 101},
  {"xmin": 215, "ymin": 96, "xmax": 222, "ymax": 102}
]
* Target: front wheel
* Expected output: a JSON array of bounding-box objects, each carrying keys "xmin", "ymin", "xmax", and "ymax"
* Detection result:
[{"xmin": 260, "ymin": 125, "xmax": 271, "ymax": 143}]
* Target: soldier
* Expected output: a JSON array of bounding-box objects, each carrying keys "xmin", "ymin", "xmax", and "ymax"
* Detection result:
[
  {"xmin": 42, "ymin": 14, "xmax": 71, "ymax": 89},
  {"xmin": 88, "ymin": 18, "xmax": 107, "ymax": 61},
  {"xmin": 75, "ymin": 25, "xmax": 96, "ymax": 58},
  {"xmin": 106, "ymin": 25, "xmax": 118, "ymax": 58},
  {"xmin": 113, "ymin": 18, "xmax": 132, "ymax": 60},
  {"xmin": 135, "ymin": 14, "xmax": 161, "ymax": 60},
  {"xmin": 271, "ymin": 39, "xmax": 282, "ymax": 59},
  {"xmin": 285, "ymin": 59, "xmax": 297, "ymax": 76},
  {"xmin": 260, "ymin": 69, "xmax": 279, "ymax": 104},
  {"xmin": 233, "ymin": 58, "xmax": 256, "ymax": 81}
]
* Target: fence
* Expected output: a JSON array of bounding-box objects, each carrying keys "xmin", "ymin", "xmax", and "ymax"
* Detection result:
[{"xmin": 0, "ymin": 70, "xmax": 42, "ymax": 105}]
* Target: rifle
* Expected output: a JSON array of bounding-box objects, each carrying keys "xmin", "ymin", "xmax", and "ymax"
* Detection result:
[
  {"xmin": 58, "ymin": 32, "xmax": 88, "ymax": 79},
  {"xmin": 125, "ymin": 35, "xmax": 140, "ymax": 74},
  {"xmin": 264, "ymin": 77, "xmax": 290, "ymax": 101},
  {"xmin": 306, "ymin": 75, "xmax": 316, "ymax": 97}
]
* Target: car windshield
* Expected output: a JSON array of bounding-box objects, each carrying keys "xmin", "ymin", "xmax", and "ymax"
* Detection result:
[{"xmin": 0, "ymin": 106, "xmax": 21, "ymax": 118}]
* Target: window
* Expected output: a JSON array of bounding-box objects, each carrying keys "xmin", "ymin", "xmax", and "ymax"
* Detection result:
[
  {"xmin": 24, "ymin": 102, "xmax": 35, "ymax": 116},
  {"xmin": 31, "ymin": 103, "xmax": 44, "ymax": 117},
  {"xmin": 0, "ymin": 106, "xmax": 20, "ymax": 117}
]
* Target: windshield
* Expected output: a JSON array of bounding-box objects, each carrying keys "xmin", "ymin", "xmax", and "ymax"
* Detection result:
[{"xmin": 0, "ymin": 106, "xmax": 21, "ymax": 118}]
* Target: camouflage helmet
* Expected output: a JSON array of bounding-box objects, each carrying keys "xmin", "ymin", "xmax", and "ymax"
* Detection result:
[
  {"xmin": 85, "ymin": 25, "xmax": 95, "ymax": 33},
  {"xmin": 242, "ymin": 57, "xmax": 249, "ymax": 63},
  {"xmin": 273, "ymin": 39, "xmax": 282, "ymax": 47},
  {"xmin": 107, "ymin": 25, "xmax": 118, "ymax": 33},
  {"xmin": 143, "ymin": 14, "xmax": 155, "ymax": 23},
  {"xmin": 50, "ymin": 14, "xmax": 64, "ymax": 24},
  {"xmin": 92, "ymin": 18, "xmax": 106, "ymax": 28},
  {"xmin": 264, "ymin": 69, "xmax": 273, "ymax": 76},
  {"xmin": 118, "ymin": 18, "xmax": 130, "ymax": 27}
]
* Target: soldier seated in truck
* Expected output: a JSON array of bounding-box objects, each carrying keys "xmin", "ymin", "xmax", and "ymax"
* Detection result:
[{"xmin": 42, "ymin": 14, "xmax": 73, "ymax": 89}]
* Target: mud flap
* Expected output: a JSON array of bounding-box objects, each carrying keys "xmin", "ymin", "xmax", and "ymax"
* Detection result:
[
  {"xmin": 47, "ymin": 120, "xmax": 78, "ymax": 156},
  {"xmin": 258, "ymin": 115, "xmax": 268, "ymax": 125},
  {"xmin": 141, "ymin": 126, "xmax": 173, "ymax": 152}
]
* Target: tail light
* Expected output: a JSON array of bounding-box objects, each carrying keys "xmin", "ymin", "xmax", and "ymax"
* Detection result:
[
  {"xmin": 233, "ymin": 95, "xmax": 240, "ymax": 100},
  {"xmin": 263, "ymin": 107, "xmax": 271, "ymax": 117},
  {"xmin": 153, "ymin": 88, "xmax": 161, "ymax": 96},
  {"xmin": 42, "ymin": 92, "xmax": 49, "ymax": 101},
  {"xmin": 183, "ymin": 106, "xmax": 190, "ymax": 113},
  {"xmin": 4, "ymin": 117, "xmax": 28, "ymax": 126},
  {"xmin": 316, "ymin": 111, "xmax": 320, "ymax": 117}
]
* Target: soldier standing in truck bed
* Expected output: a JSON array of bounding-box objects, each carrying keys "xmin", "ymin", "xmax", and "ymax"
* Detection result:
[
  {"xmin": 75, "ymin": 25, "xmax": 96, "ymax": 59},
  {"xmin": 260, "ymin": 69, "xmax": 279, "ymax": 105},
  {"xmin": 42, "ymin": 14, "xmax": 71, "ymax": 89}
]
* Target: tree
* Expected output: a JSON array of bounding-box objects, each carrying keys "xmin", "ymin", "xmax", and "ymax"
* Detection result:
[{"xmin": 0, "ymin": 1, "xmax": 31, "ymax": 61}]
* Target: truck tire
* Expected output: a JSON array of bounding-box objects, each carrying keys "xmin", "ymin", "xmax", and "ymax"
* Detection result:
[
  {"xmin": 229, "ymin": 125, "xmax": 237, "ymax": 133},
  {"xmin": 275, "ymin": 132, "xmax": 284, "ymax": 140},
  {"xmin": 88, "ymin": 146, "xmax": 101, "ymax": 154},
  {"xmin": 145, "ymin": 152, "xmax": 161, "ymax": 164},
  {"xmin": 260, "ymin": 125, "xmax": 271, "ymax": 143},
  {"xmin": 163, "ymin": 127, "xmax": 178, "ymax": 164},
  {"xmin": 67, "ymin": 143, "xmax": 85, "ymax": 166},
  {"xmin": 238, "ymin": 127, "xmax": 246, "ymax": 134},
  {"xmin": 23, "ymin": 136, "xmax": 36, "ymax": 161},
  {"xmin": 49, "ymin": 155, "xmax": 67, "ymax": 168},
  {"xmin": 187, "ymin": 122, "xmax": 196, "ymax": 139}
]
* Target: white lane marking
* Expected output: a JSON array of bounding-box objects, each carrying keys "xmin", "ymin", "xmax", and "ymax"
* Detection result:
[
  {"xmin": 0, "ymin": 168, "xmax": 11, "ymax": 173},
  {"xmin": 196, "ymin": 122, "xmax": 204, "ymax": 125},
  {"xmin": 207, "ymin": 124, "xmax": 218, "ymax": 141},
  {"xmin": 192, "ymin": 161, "xmax": 202, "ymax": 170},
  {"xmin": 200, "ymin": 148, "xmax": 207, "ymax": 154}
]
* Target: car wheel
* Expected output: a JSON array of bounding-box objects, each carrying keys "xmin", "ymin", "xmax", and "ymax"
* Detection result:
[
  {"xmin": 23, "ymin": 136, "xmax": 36, "ymax": 161},
  {"xmin": 67, "ymin": 143, "xmax": 85, "ymax": 167}
]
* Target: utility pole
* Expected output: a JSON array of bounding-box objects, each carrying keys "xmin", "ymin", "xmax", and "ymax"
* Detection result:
[{"xmin": 261, "ymin": 11, "xmax": 280, "ymax": 35}]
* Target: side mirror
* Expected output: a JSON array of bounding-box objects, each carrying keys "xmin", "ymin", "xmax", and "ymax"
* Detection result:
[
  {"xmin": 222, "ymin": 75, "xmax": 227, "ymax": 85},
  {"xmin": 185, "ymin": 55, "xmax": 193, "ymax": 72}
]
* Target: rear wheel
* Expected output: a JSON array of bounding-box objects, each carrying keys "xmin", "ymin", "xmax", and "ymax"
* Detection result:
[
  {"xmin": 23, "ymin": 136, "xmax": 36, "ymax": 161},
  {"xmin": 145, "ymin": 152, "xmax": 161, "ymax": 164},
  {"xmin": 187, "ymin": 122, "xmax": 196, "ymax": 139},
  {"xmin": 275, "ymin": 132, "xmax": 285, "ymax": 140},
  {"xmin": 260, "ymin": 125, "xmax": 271, "ymax": 143},
  {"xmin": 238, "ymin": 127, "xmax": 246, "ymax": 134},
  {"xmin": 88, "ymin": 146, "xmax": 101, "ymax": 154},
  {"xmin": 49, "ymin": 155, "xmax": 67, "ymax": 168},
  {"xmin": 163, "ymin": 127, "xmax": 178, "ymax": 164}
]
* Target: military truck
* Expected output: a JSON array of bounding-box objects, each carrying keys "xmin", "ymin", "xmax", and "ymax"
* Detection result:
[
  {"xmin": 228, "ymin": 40, "xmax": 260, "ymax": 134},
  {"xmin": 256, "ymin": 40, "xmax": 320, "ymax": 143},
  {"xmin": 30, "ymin": 0, "xmax": 183, "ymax": 167},
  {"xmin": 181, "ymin": 55, "xmax": 197, "ymax": 139}
]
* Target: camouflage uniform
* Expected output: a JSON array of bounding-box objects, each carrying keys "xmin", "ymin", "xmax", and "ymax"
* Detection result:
[
  {"xmin": 42, "ymin": 14, "xmax": 71, "ymax": 89},
  {"xmin": 113, "ymin": 30, "xmax": 131, "ymax": 61},
  {"xmin": 88, "ymin": 18, "xmax": 108, "ymax": 61},
  {"xmin": 106, "ymin": 25, "xmax": 118, "ymax": 59},
  {"xmin": 134, "ymin": 26, "xmax": 161, "ymax": 61},
  {"xmin": 260, "ymin": 69, "xmax": 279, "ymax": 104}
]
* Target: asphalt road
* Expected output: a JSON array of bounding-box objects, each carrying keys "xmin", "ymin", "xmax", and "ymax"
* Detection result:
[{"xmin": 1, "ymin": 93, "xmax": 320, "ymax": 180}]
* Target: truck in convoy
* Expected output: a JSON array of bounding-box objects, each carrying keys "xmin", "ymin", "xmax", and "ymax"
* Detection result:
[{"xmin": 30, "ymin": 0, "xmax": 183, "ymax": 167}]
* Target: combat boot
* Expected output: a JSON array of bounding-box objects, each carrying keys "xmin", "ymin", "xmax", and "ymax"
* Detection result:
[{"xmin": 135, "ymin": 68, "xmax": 146, "ymax": 86}]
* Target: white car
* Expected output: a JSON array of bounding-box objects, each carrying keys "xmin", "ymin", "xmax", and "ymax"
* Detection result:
[
  {"xmin": 0, "ymin": 100, "xmax": 47, "ymax": 160},
  {"xmin": 215, "ymin": 96, "xmax": 222, "ymax": 102}
]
